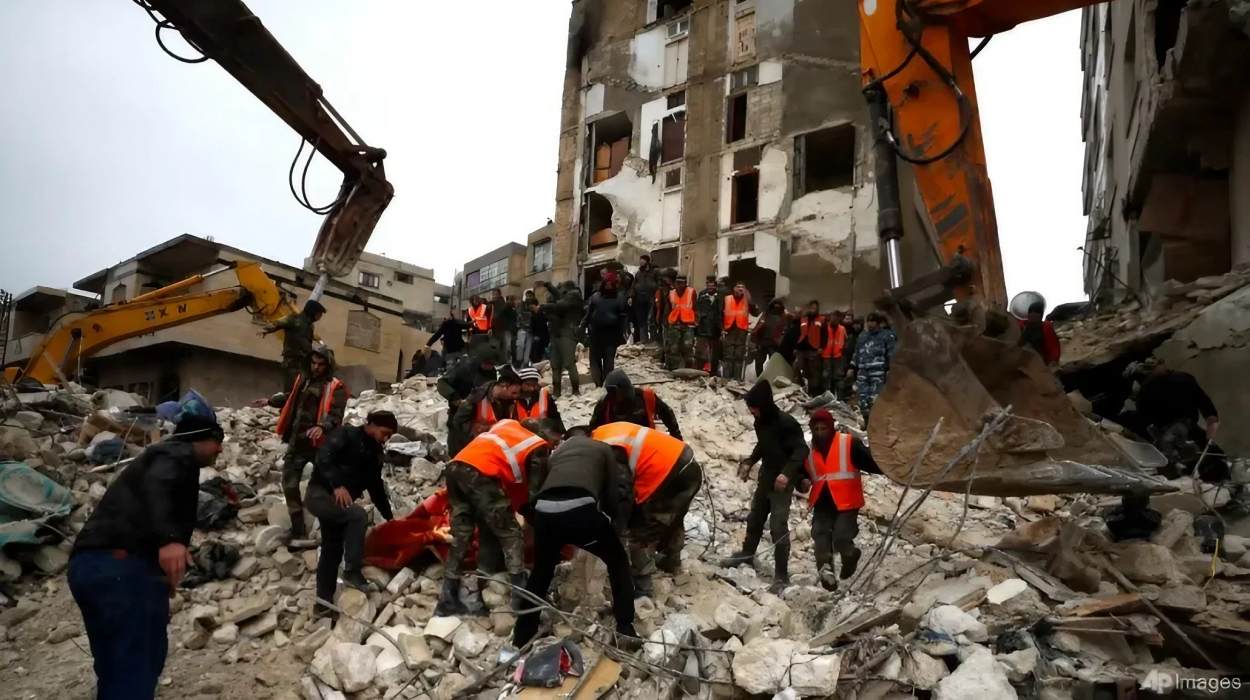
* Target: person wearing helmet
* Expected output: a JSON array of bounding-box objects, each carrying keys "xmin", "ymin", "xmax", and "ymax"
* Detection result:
[{"xmin": 263, "ymin": 298, "xmax": 326, "ymax": 388}]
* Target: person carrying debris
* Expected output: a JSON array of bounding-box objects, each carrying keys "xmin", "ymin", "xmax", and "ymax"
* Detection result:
[
  {"xmin": 467, "ymin": 294, "xmax": 492, "ymax": 336},
  {"xmin": 665, "ymin": 274, "xmax": 697, "ymax": 370},
  {"xmin": 275, "ymin": 344, "xmax": 348, "ymax": 542},
  {"xmin": 632, "ymin": 254, "xmax": 659, "ymax": 344},
  {"xmin": 801, "ymin": 409, "xmax": 881, "ymax": 590},
  {"xmin": 516, "ymin": 366, "xmax": 564, "ymax": 433},
  {"xmin": 448, "ymin": 364, "xmax": 521, "ymax": 456},
  {"xmin": 308, "ymin": 410, "xmax": 398, "ymax": 617},
  {"xmin": 582, "ymin": 269, "xmax": 631, "ymax": 387},
  {"xmin": 694, "ymin": 275, "xmax": 724, "ymax": 375},
  {"xmin": 69, "ymin": 412, "xmax": 224, "ymax": 700},
  {"xmin": 539, "ymin": 280, "xmax": 585, "ymax": 397},
  {"xmin": 589, "ymin": 369, "xmax": 682, "ymax": 438},
  {"xmin": 262, "ymin": 298, "xmax": 325, "ymax": 388},
  {"xmin": 822, "ymin": 309, "xmax": 849, "ymax": 397},
  {"xmin": 751, "ymin": 299, "xmax": 789, "ymax": 376},
  {"xmin": 1017, "ymin": 300, "xmax": 1061, "ymax": 366},
  {"xmin": 428, "ymin": 309, "xmax": 468, "ymax": 368},
  {"xmin": 848, "ymin": 312, "xmax": 896, "ymax": 421},
  {"xmin": 722, "ymin": 380, "xmax": 809, "ymax": 593},
  {"xmin": 591, "ymin": 422, "xmax": 703, "ymax": 597},
  {"xmin": 795, "ymin": 300, "xmax": 830, "ymax": 395},
  {"xmin": 722, "ymin": 282, "xmax": 754, "ymax": 380},
  {"xmin": 514, "ymin": 426, "xmax": 637, "ymax": 648},
  {"xmin": 436, "ymin": 419, "xmax": 552, "ymax": 616}
]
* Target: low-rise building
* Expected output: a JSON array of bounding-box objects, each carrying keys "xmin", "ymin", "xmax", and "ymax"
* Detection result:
[{"xmin": 456, "ymin": 242, "xmax": 527, "ymax": 309}]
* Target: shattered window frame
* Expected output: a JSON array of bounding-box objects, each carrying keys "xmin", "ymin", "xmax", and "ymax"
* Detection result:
[{"xmin": 358, "ymin": 271, "xmax": 381, "ymax": 289}]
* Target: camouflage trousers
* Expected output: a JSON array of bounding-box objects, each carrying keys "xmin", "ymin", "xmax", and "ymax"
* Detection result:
[
  {"xmin": 664, "ymin": 325, "xmax": 695, "ymax": 370},
  {"xmin": 281, "ymin": 358, "xmax": 304, "ymax": 392},
  {"xmin": 694, "ymin": 335, "xmax": 720, "ymax": 374},
  {"xmin": 629, "ymin": 450, "xmax": 702, "ymax": 578},
  {"xmin": 281, "ymin": 439, "xmax": 317, "ymax": 537},
  {"xmin": 549, "ymin": 335, "xmax": 580, "ymax": 397},
  {"xmin": 856, "ymin": 373, "xmax": 887, "ymax": 421},
  {"xmin": 721, "ymin": 328, "xmax": 749, "ymax": 380},
  {"xmin": 444, "ymin": 461, "xmax": 524, "ymax": 578}
]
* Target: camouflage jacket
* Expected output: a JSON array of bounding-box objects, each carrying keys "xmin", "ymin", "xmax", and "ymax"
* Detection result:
[{"xmin": 851, "ymin": 329, "xmax": 897, "ymax": 377}]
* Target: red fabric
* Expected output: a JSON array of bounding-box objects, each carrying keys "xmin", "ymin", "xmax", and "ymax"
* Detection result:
[{"xmin": 1018, "ymin": 319, "xmax": 1062, "ymax": 364}]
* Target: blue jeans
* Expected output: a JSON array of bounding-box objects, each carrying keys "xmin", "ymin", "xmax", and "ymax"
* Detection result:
[
  {"xmin": 515, "ymin": 329, "xmax": 533, "ymax": 367},
  {"xmin": 69, "ymin": 550, "xmax": 170, "ymax": 700}
]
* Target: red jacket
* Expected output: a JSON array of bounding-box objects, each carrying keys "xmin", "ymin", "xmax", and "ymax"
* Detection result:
[{"xmin": 1018, "ymin": 319, "xmax": 1061, "ymax": 364}]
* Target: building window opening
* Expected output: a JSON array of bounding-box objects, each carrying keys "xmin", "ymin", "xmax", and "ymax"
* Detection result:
[
  {"xmin": 658, "ymin": 0, "xmax": 692, "ymax": 21},
  {"xmin": 586, "ymin": 193, "xmax": 617, "ymax": 250},
  {"xmin": 589, "ymin": 112, "xmax": 632, "ymax": 185},
  {"xmin": 661, "ymin": 109, "xmax": 687, "ymax": 163},
  {"xmin": 394, "ymin": 271, "xmax": 414, "ymax": 284},
  {"xmin": 358, "ymin": 271, "xmax": 381, "ymax": 289},
  {"xmin": 727, "ymin": 93, "xmax": 748, "ymax": 143},
  {"xmin": 728, "ymin": 258, "xmax": 777, "ymax": 303},
  {"xmin": 1154, "ymin": 0, "xmax": 1188, "ymax": 70},
  {"xmin": 531, "ymin": 238, "xmax": 553, "ymax": 272},
  {"xmin": 795, "ymin": 123, "xmax": 856, "ymax": 195},
  {"xmin": 649, "ymin": 246, "xmax": 679, "ymax": 269},
  {"xmin": 732, "ymin": 170, "xmax": 760, "ymax": 225}
]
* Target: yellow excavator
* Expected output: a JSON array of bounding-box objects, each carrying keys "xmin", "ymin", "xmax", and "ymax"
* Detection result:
[{"xmin": 3, "ymin": 0, "xmax": 392, "ymax": 388}]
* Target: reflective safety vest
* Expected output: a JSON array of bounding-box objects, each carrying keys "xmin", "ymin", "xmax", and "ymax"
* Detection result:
[
  {"xmin": 592, "ymin": 422, "xmax": 686, "ymax": 503},
  {"xmin": 604, "ymin": 388, "xmax": 659, "ymax": 429},
  {"xmin": 516, "ymin": 388, "xmax": 551, "ymax": 421},
  {"xmin": 276, "ymin": 374, "xmax": 346, "ymax": 447},
  {"xmin": 468, "ymin": 304, "xmax": 491, "ymax": 332},
  {"xmin": 822, "ymin": 323, "xmax": 847, "ymax": 360},
  {"xmin": 723, "ymin": 295, "xmax": 750, "ymax": 331},
  {"xmin": 800, "ymin": 317, "xmax": 825, "ymax": 349},
  {"xmin": 453, "ymin": 419, "xmax": 547, "ymax": 487},
  {"xmin": 804, "ymin": 433, "xmax": 864, "ymax": 510},
  {"xmin": 472, "ymin": 394, "xmax": 516, "ymax": 435},
  {"xmin": 667, "ymin": 288, "xmax": 695, "ymax": 325}
]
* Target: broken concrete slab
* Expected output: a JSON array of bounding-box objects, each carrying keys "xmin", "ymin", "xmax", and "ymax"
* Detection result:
[
  {"xmin": 920, "ymin": 605, "xmax": 988, "ymax": 644},
  {"xmin": 422, "ymin": 616, "xmax": 462, "ymax": 641},
  {"xmin": 1113, "ymin": 542, "xmax": 1176, "ymax": 584},
  {"xmin": 330, "ymin": 642, "xmax": 380, "ymax": 693},
  {"xmin": 933, "ymin": 646, "xmax": 1017, "ymax": 699}
]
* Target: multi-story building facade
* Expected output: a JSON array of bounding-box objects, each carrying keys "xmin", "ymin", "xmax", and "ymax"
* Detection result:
[{"xmin": 453, "ymin": 243, "xmax": 528, "ymax": 310}]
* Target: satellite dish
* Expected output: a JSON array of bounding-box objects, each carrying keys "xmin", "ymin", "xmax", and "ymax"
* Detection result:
[{"xmin": 1009, "ymin": 291, "xmax": 1046, "ymax": 320}]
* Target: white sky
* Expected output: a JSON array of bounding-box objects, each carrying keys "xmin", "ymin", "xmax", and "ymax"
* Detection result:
[{"xmin": 0, "ymin": 2, "xmax": 1088, "ymax": 307}]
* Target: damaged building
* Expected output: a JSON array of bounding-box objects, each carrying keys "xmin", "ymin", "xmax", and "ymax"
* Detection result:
[{"xmin": 549, "ymin": 0, "xmax": 920, "ymax": 308}]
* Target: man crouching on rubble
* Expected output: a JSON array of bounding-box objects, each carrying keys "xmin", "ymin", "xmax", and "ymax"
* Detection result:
[
  {"xmin": 69, "ymin": 413, "xmax": 224, "ymax": 700},
  {"xmin": 309, "ymin": 410, "xmax": 398, "ymax": 619},
  {"xmin": 436, "ymin": 418, "xmax": 554, "ymax": 616},
  {"xmin": 801, "ymin": 409, "xmax": 881, "ymax": 590}
]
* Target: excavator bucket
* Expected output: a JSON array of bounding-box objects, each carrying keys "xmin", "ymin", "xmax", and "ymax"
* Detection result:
[{"xmin": 866, "ymin": 317, "xmax": 1172, "ymax": 497}]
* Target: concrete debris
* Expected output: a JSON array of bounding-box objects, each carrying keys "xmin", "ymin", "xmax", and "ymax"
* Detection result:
[
  {"xmin": 422, "ymin": 616, "xmax": 461, "ymax": 641},
  {"xmin": 934, "ymin": 647, "xmax": 1018, "ymax": 699},
  {"xmin": 986, "ymin": 578, "xmax": 1029, "ymax": 605},
  {"xmin": 1112, "ymin": 542, "xmax": 1176, "ymax": 585},
  {"xmin": 329, "ymin": 642, "xmax": 380, "ymax": 693}
]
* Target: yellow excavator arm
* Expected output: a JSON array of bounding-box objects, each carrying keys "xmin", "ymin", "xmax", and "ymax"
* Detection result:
[{"xmin": 5, "ymin": 263, "xmax": 295, "ymax": 387}]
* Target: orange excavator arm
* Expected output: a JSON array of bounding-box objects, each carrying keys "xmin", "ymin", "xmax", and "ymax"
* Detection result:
[
  {"xmin": 7, "ymin": 263, "xmax": 295, "ymax": 387},
  {"xmin": 860, "ymin": 0, "xmax": 1106, "ymax": 311}
]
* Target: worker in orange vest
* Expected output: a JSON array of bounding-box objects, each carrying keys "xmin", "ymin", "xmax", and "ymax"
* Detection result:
[
  {"xmin": 794, "ymin": 300, "xmax": 829, "ymax": 395},
  {"xmin": 664, "ymin": 275, "xmax": 697, "ymax": 371},
  {"xmin": 822, "ymin": 309, "xmax": 849, "ymax": 399},
  {"xmin": 721, "ymin": 282, "xmax": 755, "ymax": 380},
  {"xmin": 274, "ymin": 344, "xmax": 348, "ymax": 542},
  {"xmin": 435, "ymin": 419, "xmax": 554, "ymax": 616},
  {"xmin": 589, "ymin": 369, "xmax": 682, "ymax": 438},
  {"xmin": 591, "ymin": 422, "xmax": 703, "ymax": 597},
  {"xmin": 515, "ymin": 367, "xmax": 564, "ymax": 433},
  {"xmin": 466, "ymin": 295, "xmax": 492, "ymax": 336},
  {"xmin": 448, "ymin": 365, "xmax": 521, "ymax": 456},
  {"xmin": 799, "ymin": 409, "xmax": 881, "ymax": 590}
]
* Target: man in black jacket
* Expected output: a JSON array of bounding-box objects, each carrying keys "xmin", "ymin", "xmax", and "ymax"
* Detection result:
[
  {"xmin": 427, "ymin": 311, "xmax": 468, "ymax": 367},
  {"xmin": 632, "ymin": 255, "xmax": 659, "ymax": 344},
  {"xmin": 694, "ymin": 276, "xmax": 723, "ymax": 374},
  {"xmin": 721, "ymin": 380, "xmax": 808, "ymax": 593},
  {"xmin": 69, "ymin": 414, "xmax": 224, "ymax": 700},
  {"xmin": 582, "ymin": 270, "xmax": 631, "ymax": 387},
  {"xmin": 589, "ymin": 369, "xmax": 682, "ymax": 438},
  {"xmin": 308, "ymin": 411, "xmax": 398, "ymax": 616},
  {"xmin": 513, "ymin": 428, "xmax": 637, "ymax": 648},
  {"xmin": 448, "ymin": 365, "xmax": 520, "ymax": 455}
]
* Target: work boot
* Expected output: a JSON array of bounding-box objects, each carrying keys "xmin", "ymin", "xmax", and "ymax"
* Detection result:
[
  {"xmin": 342, "ymin": 569, "xmax": 375, "ymax": 593},
  {"xmin": 509, "ymin": 572, "xmax": 532, "ymax": 612},
  {"xmin": 287, "ymin": 515, "xmax": 306, "ymax": 543},
  {"xmin": 463, "ymin": 582, "xmax": 489, "ymax": 617},
  {"xmin": 718, "ymin": 551, "xmax": 756, "ymax": 568},
  {"xmin": 434, "ymin": 577, "xmax": 469, "ymax": 617},
  {"xmin": 840, "ymin": 547, "xmax": 862, "ymax": 580},
  {"xmin": 769, "ymin": 559, "xmax": 791, "ymax": 595},
  {"xmin": 615, "ymin": 623, "xmax": 643, "ymax": 652},
  {"xmin": 632, "ymin": 574, "xmax": 654, "ymax": 600},
  {"xmin": 818, "ymin": 565, "xmax": 838, "ymax": 592}
]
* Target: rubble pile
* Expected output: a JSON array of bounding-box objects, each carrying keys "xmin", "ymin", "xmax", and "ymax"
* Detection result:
[{"xmin": 0, "ymin": 343, "xmax": 1247, "ymax": 699}]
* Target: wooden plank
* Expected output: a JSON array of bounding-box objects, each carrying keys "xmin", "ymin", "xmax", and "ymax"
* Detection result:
[
  {"xmin": 809, "ymin": 608, "xmax": 900, "ymax": 647},
  {"xmin": 573, "ymin": 657, "xmax": 622, "ymax": 700},
  {"xmin": 1064, "ymin": 593, "xmax": 1144, "ymax": 618}
]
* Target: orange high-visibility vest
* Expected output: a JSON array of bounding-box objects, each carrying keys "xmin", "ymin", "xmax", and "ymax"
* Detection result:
[
  {"xmin": 453, "ymin": 419, "xmax": 547, "ymax": 486},
  {"xmin": 516, "ymin": 388, "xmax": 551, "ymax": 421},
  {"xmin": 723, "ymin": 295, "xmax": 750, "ymax": 331},
  {"xmin": 472, "ymin": 394, "xmax": 516, "ymax": 435},
  {"xmin": 800, "ymin": 317, "xmax": 825, "ymax": 349},
  {"xmin": 468, "ymin": 303, "xmax": 491, "ymax": 332},
  {"xmin": 822, "ymin": 323, "xmax": 847, "ymax": 360},
  {"xmin": 592, "ymin": 422, "xmax": 686, "ymax": 503},
  {"xmin": 804, "ymin": 433, "xmax": 864, "ymax": 510},
  {"xmin": 276, "ymin": 374, "xmax": 347, "ymax": 447},
  {"xmin": 667, "ymin": 288, "xmax": 695, "ymax": 325}
]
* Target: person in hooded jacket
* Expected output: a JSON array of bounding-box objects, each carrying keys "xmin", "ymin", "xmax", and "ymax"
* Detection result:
[
  {"xmin": 588, "ymin": 369, "xmax": 682, "ymax": 438},
  {"xmin": 721, "ymin": 380, "xmax": 809, "ymax": 593},
  {"xmin": 448, "ymin": 365, "xmax": 521, "ymax": 456},
  {"xmin": 263, "ymin": 298, "xmax": 326, "ymax": 388},
  {"xmin": 582, "ymin": 270, "xmax": 631, "ymax": 387}
]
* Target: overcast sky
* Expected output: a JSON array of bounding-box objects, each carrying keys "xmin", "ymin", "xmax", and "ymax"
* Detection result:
[{"xmin": 0, "ymin": 2, "xmax": 1087, "ymax": 307}]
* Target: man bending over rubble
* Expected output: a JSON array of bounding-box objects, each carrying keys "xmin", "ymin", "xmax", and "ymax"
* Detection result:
[
  {"xmin": 589, "ymin": 369, "xmax": 682, "ymax": 438},
  {"xmin": 308, "ymin": 410, "xmax": 398, "ymax": 618},
  {"xmin": 69, "ymin": 412, "xmax": 224, "ymax": 700},
  {"xmin": 591, "ymin": 421, "xmax": 703, "ymax": 597},
  {"xmin": 722, "ymin": 380, "xmax": 808, "ymax": 593},
  {"xmin": 515, "ymin": 366, "xmax": 564, "ymax": 433},
  {"xmin": 436, "ymin": 419, "xmax": 552, "ymax": 616},
  {"xmin": 448, "ymin": 364, "xmax": 521, "ymax": 455},
  {"xmin": 514, "ymin": 425, "xmax": 638, "ymax": 648},
  {"xmin": 275, "ymin": 343, "xmax": 348, "ymax": 542}
]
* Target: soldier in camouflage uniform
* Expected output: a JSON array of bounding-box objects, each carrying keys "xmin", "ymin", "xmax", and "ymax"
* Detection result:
[
  {"xmin": 263, "ymin": 299, "xmax": 326, "ymax": 388},
  {"xmin": 664, "ymin": 275, "xmax": 696, "ymax": 370},
  {"xmin": 539, "ymin": 281, "xmax": 584, "ymax": 397},
  {"xmin": 848, "ymin": 312, "xmax": 897, "ymax": 421}
]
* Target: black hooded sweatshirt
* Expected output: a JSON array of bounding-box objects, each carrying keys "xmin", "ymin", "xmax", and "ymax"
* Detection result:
[
  {"xmin": 743, "ymin": 381, "xmax": 808, "ymax": 481},
  {"xmin": 589, "ymin": 369, "xmax": 682, "ymax": 438}
]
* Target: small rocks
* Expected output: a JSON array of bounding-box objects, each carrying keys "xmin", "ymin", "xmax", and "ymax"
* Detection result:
[
  {"xmin": 254, "ymin": 525, "xmax": 287, "ymax": 556},
  {"xmin": 920, "ymin": 605, "xmax": 988, "ymax": 644},
  {"xmin": 422, "ymin": 616, "xmax": 462, "ymax": 641},
  {"xmin": 240, "ymin": 612, "xmax": 278, "ymax": 638},
  {"xmin": 230, "ymin": 556, "xmax": 260, "ymax": 580},
  {"xmin": 1114, "ymin": 542, "xmax": 1175, "ymax": 584},
  {"xmin": 0, "ymin": 603, "xmax": 38, "ymax": 628},
  {"xmin": 385, "ymin": 567, "xmax": 415, "ymax": 595},
  {"xmin": 271, "ymin": 548, "xmax": 303, "ymax": 577},
  {"xmin": 451, "ymin": 622, "xmax": 491, "ymax": 657},
  {"xmin": 237, "ymin": 504, "xmax": 269, "ymax": 524},
  {"xmin": 221, "ymin": 595, "xmax": 274, "ymax": 624},
  {"xmin": 211, "ymin": 623, "xmax": 239, "ymax": 645},
  {"xmin": 32, "ymin": 546, "xmax": 69, "ymax": 574}
]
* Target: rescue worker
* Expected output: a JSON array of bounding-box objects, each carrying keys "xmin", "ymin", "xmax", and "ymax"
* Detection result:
[
  {"xmin": 589, "ymin": 369, "xmax": 682, "ymax": 438},
  {"xmin": 848, "ymin": 312, "xmax": 897, "ymax": 421},
  {"xmin": 516, "ymin": 367, "xmax": 564, "ymax": 433},
  {"xmin": 1018, "ymin": 300, "xmax": 1061, "ymax": 366},
  {"xmin": 655, "ymin": 270, "xmax": 677, "ymax": 364},
  {"xmin": 822, "ymin": 310, "xmax": 849, "ymax": 398},
  {"xmin": 694, "ymin": 276, "xmax": 723, "ymax": 375},
  {"xmin": 721, "ymin": 282, "xmax": 753, "ymax": 380},
  {"xmin": 514, "ymin": 427, "xmax": 636, "ymax": 648},
  {"xmin": 427, "ymin": 310, "xmax": 468, "ymax": 368},
  {"xmin": 800, "ymin": 409, "xmax": 881, "ymax": 590},
  {"xmin": 436, "ymin": 339, "xmax": 497, "ymax": 433},
  {"xmin": 263, "ymin": 298, "xmax": 326, "ymax": 388},
  {"xmin": 721, "ymin": 380, "xmax": 808, "ymax": 593},
  {"xmin": 582, "ymin": 269, "xmax": 630, "ymax": 387},
  {"xmin": 436, "ymin": 419, "xmax": 552, "ymax": 616},
  {"xmin": 448, "ymin": 364, "xmax": 521, "ymax": 456},
  {"xmin": 515, "ymin": 292, "xmax": 537, "ymax": 367},
  {"xmin": 665, "ymin": 274, "xmax": 696, "ymax": 370},
  {"xmin": 309, "ymin": 411, "xmax": 398, "ymax": 617},
  {"xmin": 467, "ymin": 295, "xmax": 492, "ymax": 336},
  {"xmin": 275, "ymin": 344, "xmax": 348, "ymax": 542},
  {"xmin": 69, "ymin": 412, "xmax": 224, "ymax": 700},
  {"xmin": 592, "ymin": 422, "xmax": 703, "ymax": 596},
  {"xmin": 751, "ymin": 299, "xmax": 789, "ymax": 376},
  {"xmin": 540, "ymin": 280, "xmax": 585, "ymax": 397},
  {"xmin": 795, "ymin": 300, "xmax": 829, "ymax": 395},
  {"xmin": 633, "ymin": 254, "xmax": 659, "ymax": 344}
]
